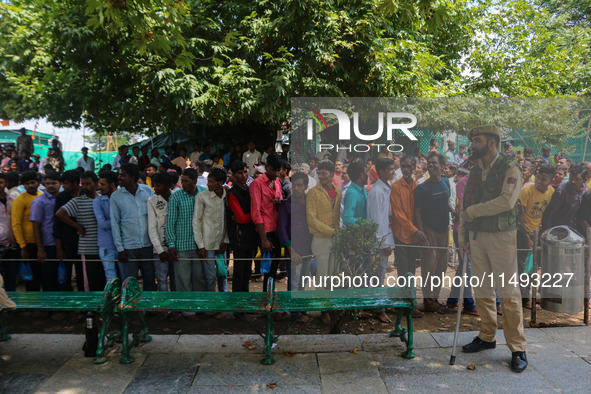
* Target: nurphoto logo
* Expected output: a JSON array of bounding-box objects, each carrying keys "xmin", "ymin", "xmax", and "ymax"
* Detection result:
[{"xmin": 305, "ymin": 107, "xmax": 418, "ymax": 153}]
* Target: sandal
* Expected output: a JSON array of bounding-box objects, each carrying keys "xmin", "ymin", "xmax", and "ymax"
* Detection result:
[
  {"xmin": 376, "ymin": 312, "xmax": 392, "ymax": 323},
  {"xmin": 463, "ymin": 308, "xmax": 479, "ymax": 316}
]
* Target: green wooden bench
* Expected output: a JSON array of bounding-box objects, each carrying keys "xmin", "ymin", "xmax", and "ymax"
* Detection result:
[
  {"xmin": 117, "ymin": 276, "xmax": 272, "ymax": 364},
  {"xmin": 271, "ymin": 285, "xmax": 417, "ymax": 360},
  {"xmin": 119, "ymin": 277, "xmax": 417, "ymax": 365},
  {"xmin": 1, "ymin": 278, "xmax": 122, "ymax": 364}
]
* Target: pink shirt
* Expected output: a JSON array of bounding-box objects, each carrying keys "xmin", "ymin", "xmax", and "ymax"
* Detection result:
[{"xmin": 250, "ymin": 173, "xmax": 282, "ymax": 233}]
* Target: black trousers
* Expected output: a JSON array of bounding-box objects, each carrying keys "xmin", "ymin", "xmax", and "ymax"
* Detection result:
[
  {"xmin": 232, "ymin": 247, "xmax": 254, "ymax": 293},
  {"xmin": 41, "ymin": 246, "xmax": 60, "ymax": 292},
  {"xmin": 0, "ymin": 246, "xmax": 19, "ymax": 291},
  {"xmin": 79, "ymin": 254, "xmax": 107, "ymax": 291}
]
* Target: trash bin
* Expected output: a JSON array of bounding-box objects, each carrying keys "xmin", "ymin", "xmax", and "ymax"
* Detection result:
[{"xmin": 540, "ymin": 226, "xmax": 585, "ymax": 314}]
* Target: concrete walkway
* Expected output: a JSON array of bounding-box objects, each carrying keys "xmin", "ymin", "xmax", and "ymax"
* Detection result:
[{"xmin": 1, "ymin": 326, "xmax": 590, "ymax": 393}]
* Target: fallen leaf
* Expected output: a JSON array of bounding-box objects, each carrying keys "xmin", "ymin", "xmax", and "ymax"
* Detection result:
[
  {"xmin": 283, "ymin": 351, "xmax": 297, "ymax": 357},
  {"xmin": 467, "ymin": 363, "xmax": 476, "ymax": 370},
  {"xmin": 349, "ymin": 348, "xmax": 358, "ymax": 354},
  {"xmin": 221, "ymin": 344, "xmax": 226, "ymax": 348},
  {"xmin": 362, "ymin": 340, "xmax": 369, "ymax": 344},
  {"xmin": 242, "ymin": 341, "xmax": 256, "ymax": 350},
  {"xmin": 266, "ymin": 382, "xmax": 278, "ymax": 389}
]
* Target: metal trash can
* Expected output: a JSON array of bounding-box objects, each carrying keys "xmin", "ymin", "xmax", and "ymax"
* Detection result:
[{"xmin": 540, "ymin": 226, "xmax": 585, "ymax": 314}]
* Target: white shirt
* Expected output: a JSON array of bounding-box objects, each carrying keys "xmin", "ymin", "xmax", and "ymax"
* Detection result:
[
  {"xmin": 77, "ymin": 156, "xmax": 95, "ymax": 172},
  {"xmin": 448, "ymin": 177, "xmax": 457, "ymax": 225},
  {"xmin": 197, "ymin": 176, "xmax": 208, "ymax": 189},
  {"xmin": 147, "ymin": 194, "xmax": 168, "ymax": 255},
  {"xmin": 242, "ymin": 150, "xmax": 262, "ymax": 176},
  {"xmin": 340, "ymin": 180, "xmax": 351, "ymax": 227},
  {"xmin": 190, "ymin": 151, "xmax": 202, "ymax": 165},
  {"xmin": 393, "ymin": 168, "xmax": 403, "ymax": 184},
  {"xmin": 307, "ymin": 175, "xmax": 317, "ymax": 191},
  {"xmin": 8, "ymin": 186, "xmax": 21, "ymax": 200},
  {"xmin": 193, "ymin": 189, "xmax": 229, "ymax": 250},
  {"xmin": 367, "ymin": 179, "xmax": 395, "ymax": 249}
]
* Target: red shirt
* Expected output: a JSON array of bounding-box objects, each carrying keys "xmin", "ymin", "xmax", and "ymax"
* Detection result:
[
  {"xmin": 326, "ymin": 186, "xmax": 337, "ymax": 207},
  {"xmin": 250, "ymin": 173, "xmax": 282, "ymax": 233},
  {"xmin": 333, "ymin": 173, "xmax": 342, "ymax": 188},
  {"xmin": 228, "ymin": 193, "xmax": 251, "ymax": 224}
]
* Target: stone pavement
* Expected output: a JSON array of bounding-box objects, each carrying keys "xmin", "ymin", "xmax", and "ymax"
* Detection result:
[{"xmin": 1, "ymin": 326, "xmax": 590, "ymax": 393}]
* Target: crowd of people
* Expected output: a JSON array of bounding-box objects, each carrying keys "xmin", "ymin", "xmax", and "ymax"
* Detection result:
[{"xmin": 0, "ymin": 129, "xmax": 590, "ymax": 330}]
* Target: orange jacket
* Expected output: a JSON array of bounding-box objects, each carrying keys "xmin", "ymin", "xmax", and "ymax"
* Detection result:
[{"xmin": 390, "ymin": 178, "xmax": 418, "ymax": 244}]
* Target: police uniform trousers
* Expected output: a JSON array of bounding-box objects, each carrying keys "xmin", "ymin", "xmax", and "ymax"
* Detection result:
[{"xmin": 469, "ymin": 229, "xmax": 526, "ymax": 352}]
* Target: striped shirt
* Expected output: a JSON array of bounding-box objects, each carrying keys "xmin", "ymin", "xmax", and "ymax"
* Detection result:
[
  {"xmin": 62, "ymin": 195, "xmax": 99, "ymax": 255},
  {"xmin": 166, "ymin": 186, "xmax": 206, "ymax": 251}
]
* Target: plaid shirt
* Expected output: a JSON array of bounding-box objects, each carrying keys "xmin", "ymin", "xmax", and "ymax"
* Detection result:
[{"xmin": 165, "ymin": 186, "xmax": 205, "ymax": 251}]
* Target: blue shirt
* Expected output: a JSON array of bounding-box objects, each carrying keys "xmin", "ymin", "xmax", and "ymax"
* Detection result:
[
  {"xmin": 29, "ymin": 191, "xmax": 56, "ymax": 246},
  {"xmin": 342, "ymin": 182, "xmax": 367, "ymax": 226},
  {"xmin": 415, "ymin": 177, "xmax": 450, "ymax": 233},
  {"xmin": 110, "ymin": 184, "xmax": 154, "ymax": 252},
  {"xmin": 93, "ymin": 194, "xmax": 116, "ymax": 250}
]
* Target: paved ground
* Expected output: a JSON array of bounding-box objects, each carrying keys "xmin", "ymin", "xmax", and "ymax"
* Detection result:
[{"xmin": 1, "ymin": 326, "xmax": 590, "ymax": 393}]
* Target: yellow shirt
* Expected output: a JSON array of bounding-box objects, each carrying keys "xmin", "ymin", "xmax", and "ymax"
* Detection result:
[
  {"xmin": 306, "ymin": 184, "xmax": 341, "ymax": 238},
  {"xmin": 12, "ymin": 191, "xmax": 42, "ymax": 248},
  {"xmin": 518, "ymin": 184, "xmax": 554, "ymax": 233}
]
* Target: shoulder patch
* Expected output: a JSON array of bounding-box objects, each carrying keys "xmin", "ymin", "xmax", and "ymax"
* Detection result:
[{"xmin": 507, "ymin": 177, "xmax": 516, "ymax": 184}]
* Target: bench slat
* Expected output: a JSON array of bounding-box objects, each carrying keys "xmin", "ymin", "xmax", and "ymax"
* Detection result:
[
  {"xmin": 272, "ymin": 288, "xmax": 416, "ymax": 312},
  {"xmin": 6, "ymin": 292, "xmax": 104, "ymax": 311},
  {"xmin": 121, "ymin": 291, "xmax": 268, "ymax": 313}
]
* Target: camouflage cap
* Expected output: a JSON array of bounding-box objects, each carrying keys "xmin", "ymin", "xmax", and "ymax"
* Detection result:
[{"xmin": 468, "ymin": 125, "xmax": 502, "ymax": 140}]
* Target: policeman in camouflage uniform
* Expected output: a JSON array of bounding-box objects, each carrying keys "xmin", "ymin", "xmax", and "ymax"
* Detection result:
[{"xmin": 459, "ymin": 125, "xmax": 528, "ymax": 373}]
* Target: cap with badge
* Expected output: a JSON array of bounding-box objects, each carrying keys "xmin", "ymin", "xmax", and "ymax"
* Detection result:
[{"xmin": 467, "ymin": 125, "xmax": 502, "ymax": 140}]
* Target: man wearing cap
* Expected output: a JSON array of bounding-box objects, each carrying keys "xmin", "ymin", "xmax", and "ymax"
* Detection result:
[
  {"xmin": 459, "ymin": 125, "xmax": 527, "ymax": 373},
  {"xmin": 77, "ymin": 147, "xmax": 95, "ymax": 172},
  {"xmin": 16, "ymin": 128, "xmax": 34, "ymax": 157}
]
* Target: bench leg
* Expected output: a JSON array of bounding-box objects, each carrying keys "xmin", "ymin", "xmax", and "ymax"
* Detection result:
[
  {"xmin": 400, "ymin": 310, "xmax": 415, "ymax": 359},
  {"xmin": 261, "ymin": 313, "xmax": 276, "ymax": 365},
  {"xmin": 0, "ymin": 314, "xmax": 10, "ymax": 342},
  {"xmin": 136, "ymin": 311, "xmax": 152, "ymax": 344},
  {"xmin": 390, "ymin": 309, "xmax": 403, "ymax": 337},
  {"xmin": 93, "ymin": 314, "xmax": 118, "ymax": 364},
  {"xmin": 389, "ymin": 309, "xmax": 415, "ymax": 359},
  {"xmin": 119, "ymin": 312, "xmax": 135, "ymax": 364}
]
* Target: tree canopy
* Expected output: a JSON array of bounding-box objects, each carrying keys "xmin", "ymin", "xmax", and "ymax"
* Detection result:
[
  {"xmin": 0, "ymin": 0, "xmax": 472, "ymax": 134},
  {"xmin": 0, "ymin": 0, "xmax": 589, "ymax": 145}
]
